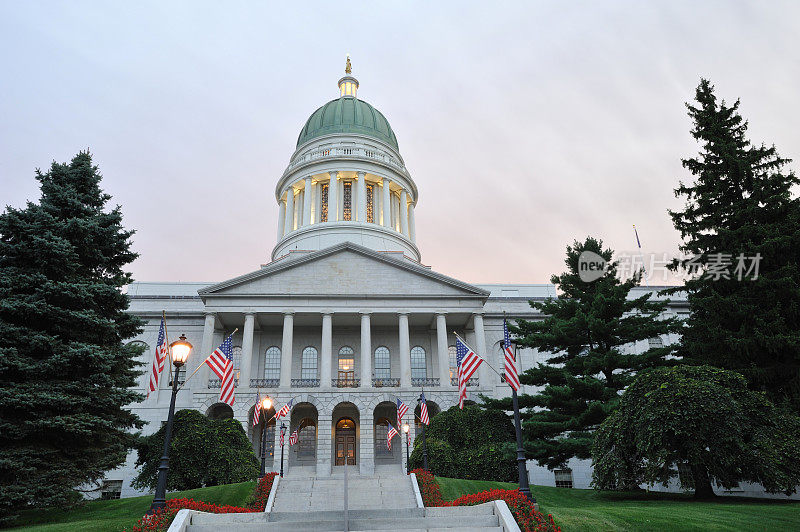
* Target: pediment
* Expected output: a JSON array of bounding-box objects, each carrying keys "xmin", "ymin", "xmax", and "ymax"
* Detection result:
[{"xmin": 199, "ymin": 243, "xmax": 488, "ymax": 299}]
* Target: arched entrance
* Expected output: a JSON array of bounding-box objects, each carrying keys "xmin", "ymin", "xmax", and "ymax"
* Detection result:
[
  {"xmin": 248, "ymin": 405, "xmax": 277, "ymax": 465},
  {"xmin": 373, "ymin": 401, "xmax": 402, "ymax": 465},
  {"xmin": 289, "ymin": 402, "xmax": 318, "ymax": 468},
  {"xmin": 335, "ymin": 418, "xmax": 356, "ymax": 466},
  {"xmin": 206, "ymin": 402, "xmax": 234, "ymax": 420},
  {"xmin": 332, "ymin": 402, "xmax": 360, "ymax": 467}
]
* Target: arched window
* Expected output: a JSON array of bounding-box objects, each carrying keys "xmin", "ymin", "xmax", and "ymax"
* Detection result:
[
  {"xmin": 410, "ymin": 346, "xmax": 426, "ymax": 379},
  {"xmin": 301, "ymin": 347, "xmax": 318, "ymax": 379},
  {"xmin": 264, "ymin": 346, "xmax": 281, "ymax": 379},
  {"xmin": 448, "ymin": 345, "xmax": 457, "ymax": 381},
  {"xmin": 375, "ymin": 417, "xmax": 392, "ymax": 454},
  {"xmin": 374, "ymin": 346, "xmax": 391, "ymax": 379},
  {"xmin": 298, "ymin": 418, "xmax": 316, "ymax": 457},
  {"xmin": 320, "ymin": 183, "xmax": 329, "ymax": 222},
  {"xmin": 338, "ymin": 346, "xmax": 355, "ymax": 382},
  {"xmin": 232, "ymin": 346, "xmax": 242, "ymax": 381}
]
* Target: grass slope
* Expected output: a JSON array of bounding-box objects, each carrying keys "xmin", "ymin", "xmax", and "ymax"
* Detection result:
[
  {"xmin": 435, "ymin": 477, "xmax": 800, "ymax": 531},
  {"xmin": 7, "ymin": 481, "xmax": 256, "ymax": 532}
]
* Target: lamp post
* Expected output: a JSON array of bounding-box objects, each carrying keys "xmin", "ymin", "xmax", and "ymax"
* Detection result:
[
  {"xmin": 279, "ymin": 423, "xmax": 286, "ymax": 477},
  {"xmin": 402, "ymin": 423, "xmax": 410, "ymax": 474},
  {"xmin": 417, "ymin": 394, "xmax": 428, "ymax": 471},
  {"xmin": 502, "ymin": 339, "xmax": 535, "ymax": 504},
  {"xmin": 148, "ymin": 334, "xmax": 192, "ymax": 514},
  {"xmin": 259, "ymin": 396, "xmax": 273, "ymax": 477}
]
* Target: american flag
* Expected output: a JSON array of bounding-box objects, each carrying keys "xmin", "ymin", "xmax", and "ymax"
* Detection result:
[
  {"xmin": 396, "ymin": 397, "xmax": 408, "ymax": 427},
  {"xmin": 289, "ymin": 427, "xmax": 299, "ymax": 446},
  {"xmin": 147, "ymin": 317, "xmax": 168, "ymax": 396},
  {"xmin": 280, "ymin": 425, "xmax": 285, "ymax": 446},
  {"xmin": 276, "ymin": 399, "xmax": 293, "ymax": 421},
  {"xmin": 387, "ymin": 423, "xmax": 398, "ymax": 450},
  {"xmin": 503, "ymin": 319, "xmax": 520, "ymax": 392},
  {"xmin": 419, "ymin": 392, "xmax": 430, "ymax": 425},
  {"xmin": 456, "ymin": 335, "xmax": 483, "ymax": 409},
  {"xmin": 205, "ymin": 333, "xmax": 236, "ymax": 406},
  {"xmin": 253, "ymin": 391, "xmax": 261, "ymax": 426}
]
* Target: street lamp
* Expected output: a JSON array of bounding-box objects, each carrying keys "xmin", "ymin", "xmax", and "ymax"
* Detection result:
[
  {"xmin": 402, "ymin": 423, "xmax": 410, "ymax": 473},
  {"xmin": 279, "ymin": 423, "xmax": 287, "ymax": 477},
  {"xmin": 148, "ymin": 334, "xmax": 192, "ymax": 514},
  {"xmin": 259, "ymin": 396, "xmax": 273, "ymax": 477}
]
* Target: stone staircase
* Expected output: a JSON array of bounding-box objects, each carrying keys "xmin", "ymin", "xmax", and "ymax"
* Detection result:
[
  {"xmin": 183, "ymin": 504, "xmax": 506, "ymax": 531},
  {"xmin": 272, "ymin": 473, "xmax": 416, "ymax": 511}
]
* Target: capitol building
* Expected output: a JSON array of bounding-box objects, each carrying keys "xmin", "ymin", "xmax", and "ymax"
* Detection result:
[{"xmin": 111, "ymin": 63, "xmax": 694, "ymax": 499}]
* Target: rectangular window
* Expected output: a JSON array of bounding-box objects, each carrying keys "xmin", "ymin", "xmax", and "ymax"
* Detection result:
[
  {"xmin": 301, "ymin": 348, "xmax": 318, "ymax": 379},
  {"xmin": 410, "ymin": 347, "xmax": 427, "ymax": 379},
  {"xmin": 648, "ymin": 337, "xmax": 664, "ymax": 349},
  {"xmin": 374, "ymin": 347, "xmax": 391, "ymax": 379},
  {"xmin": 677, "ymin": 463, "xmax": 695, "ymax": 488},
  {"xmin": 366, "ymin": 183, "xmax": 374, "ymax": 223},
  {"xmin": 554, "ymin": 469, "xmax": 573, "ymax": 488},
  {"xmin": 101, "ymin": 480, "xmax": 122, "ymax": 500},
  {"xmin": 264, "ymin": 347, "xmax": 281, "ymax": 380},
  {"xmin": 320, "ymin": 183, "xmax": 328, "ymax": 222},
  {"xmin": 343, "ymin": 181, "xmax": 352, "ymax": 221}
]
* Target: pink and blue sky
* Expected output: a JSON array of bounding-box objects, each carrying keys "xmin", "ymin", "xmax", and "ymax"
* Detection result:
[{"xmin": 2, "ymin": 1, "xmax": 798, "ymax": 284}]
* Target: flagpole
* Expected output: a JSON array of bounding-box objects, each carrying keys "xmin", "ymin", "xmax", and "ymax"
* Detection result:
[
  {"xmin": 177, "ymin": 327, "xmax": 239, "ymax": 391},
  {"xmin": 634, "ymin": 224, "xmax": 649, "ymax": 287}
]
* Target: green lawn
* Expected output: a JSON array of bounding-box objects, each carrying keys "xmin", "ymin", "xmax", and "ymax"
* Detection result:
[
  {"xmin": 435, "ymin": 477, "xmax": 800, "ymax": 531},
  {"xmin": 6, "ymin": 481, "xmax": 256, "ymax": 532}
]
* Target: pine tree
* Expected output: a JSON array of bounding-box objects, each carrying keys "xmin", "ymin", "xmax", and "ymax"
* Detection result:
[
  {"xmin": 0, "ymin": 152, "xmax": 144, "ymax": 522},
  {"xmin": 483, "ymin": 237, "xmax": 681, "ymax": 475},
  {"xmin": 668, "ymin": 79, "xmax": 800, "ymax": 408}
]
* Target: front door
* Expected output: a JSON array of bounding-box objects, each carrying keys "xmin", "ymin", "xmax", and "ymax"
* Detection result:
[{"xmin": 335, "ymin": 418, "xmax": 356, "ymax": 465}]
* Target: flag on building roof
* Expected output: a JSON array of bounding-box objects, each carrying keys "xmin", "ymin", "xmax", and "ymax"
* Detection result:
[
  {"xmin": 147, "ymin": 316, "xmax": 168, "ymax": 397},
  {"xmin": 253, "ymin": 390, "xmax": 261, "ymax": 426},
  {"xmin": 419, "ymin": 392, "xmax": 430, "ymax": 425},
  {"xmin": 503, "ymin": 319, "xmax": 520, "ymax": 392},
  {"xmin": 205, "ymin": 333, "xmax": 236, "ymax": 406},
  {"xmin": 276, "ymin": 398, "xmax": 293, "ymax": 420},
  {"xmin": 396, "ymin": 397, "xmax": 408, "ymax": 428},
  {"xmin": 455, "ymin": 335, "xmax": 483, "ymax": 409},
  {"xmin": 387, "ymin": 423, "xmax": 398, "ymax": 450}
]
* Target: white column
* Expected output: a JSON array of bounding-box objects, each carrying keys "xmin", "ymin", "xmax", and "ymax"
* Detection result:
[
  {"xmin": 356, "ymin": 171, "xmax": 367, "ymax": 222},
  {"xmin": 316, "ymin": 414, "xmax": 332, "ymax": 477},
  {"xmin": 473, "ymin": 313, "xmax": 489, "ymax": 387},
  {"xmin": 321, "ymin": 313, "xmax": 333, "ymax": 388},
  {"xmin": 280, "ymin": 313, "xmax": 294, "ymax": 388},
  {"xmin": 284, "ymin": 189, "xmax": 295, "ymax": 234},
  {"xmin": 360, "ymin": 313, "xmax": 372, "ymax": 387},
  {"xmin": 399, "ymin": 189, "xmax": 409, "ymax": 236},
  {"xmin": 197, "ymin": 313, "xmax": 216, "ymax": 389},
  {"xmin": 436, "ymin": 314, "xmax": 451, "ymax": 387},
  {"xmin": 240, "ymin": 313, "xmax": 255, "ymax": 389},
  {"xmin": 328, "ymin": 172, "xmax": 338, "ymax": 222},
  {"xmin": 382, "ymin": 177, "xmax": 391, "ymax": 228},
  {"xmin": 303, "ymin": 176, "xmax": 312, "ymax": 226},
  {"xmin": 314, "ymin": 183, "xmax": 321, "ymax": 224},
  {"xmin": 277, "ymin": 200, "xmax": 286, "ymax": 240},
  {"xmin": 408, "ymin": 202, "xmax": 416, "ymax": 243},
  {"xmin": 399, "ymin": 313, "xmax": 411, "ymax": 387}
]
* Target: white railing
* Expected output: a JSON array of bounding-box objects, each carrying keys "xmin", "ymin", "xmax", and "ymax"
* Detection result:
[{"xmin": 287, "ymin": 140, "xmax": 406, "ymax": 174}]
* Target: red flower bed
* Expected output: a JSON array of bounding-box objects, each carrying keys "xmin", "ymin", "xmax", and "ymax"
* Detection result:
[
  {"xmin": 410, "ymin": 468, "xmax": 560, "ymax": 532},
  {"xmin": 125, "ymin": 473, "xmax": 278, "ymax": 532}
]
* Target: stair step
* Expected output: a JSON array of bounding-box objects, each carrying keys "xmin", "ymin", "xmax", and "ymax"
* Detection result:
[{"xmin": 347, "ymin": 516, "xmax": 499, "ymax": 530}]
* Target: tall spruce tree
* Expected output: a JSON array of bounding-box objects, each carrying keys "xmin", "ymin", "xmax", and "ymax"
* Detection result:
[
  {"xmin": 483, "ymin": 237, "xmax": 680, "ymax": 474},
  {"xmin": 668, "ymin": 79, "xmax": 800, "ymax": 408},
  {"xmin": 0, "ymin": 152, "xmax": 144, "ymax": 522}
]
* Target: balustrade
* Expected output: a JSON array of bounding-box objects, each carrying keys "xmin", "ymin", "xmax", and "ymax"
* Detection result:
[
  {"xmin": 332, "ymin": 378, "xmax": 360, "ymax": 388},
  {"xmin": 208, "ymin": 378, "xmax": 239, "ymax": 389},
  {"xmin": 372, "ymin": 378, "xmax": 400, "ymax": 387},
  {"xmin": 451, "ymin": 377, "xmax": 479, "ymax": 386},
  {"xmin": 250, "ymin": 378, "xmax": 280, "ymax": 388},
  {"xmin": 291, "ymin": 378, "xmax": 320, "ymax": 387},
  {"xmin": 411, "ymin": 377, "xmax": 440, "ymax": 387}
]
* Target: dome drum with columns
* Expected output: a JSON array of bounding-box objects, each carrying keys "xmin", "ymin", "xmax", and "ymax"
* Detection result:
[{"xmin": 273, "ymin": 67, "xmax": 420, "ymax": 262}]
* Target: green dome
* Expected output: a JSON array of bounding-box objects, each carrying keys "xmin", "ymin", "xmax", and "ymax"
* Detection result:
[{"xmin": 296, "ymin": 96, "xmax": 398, "ymax": 150}]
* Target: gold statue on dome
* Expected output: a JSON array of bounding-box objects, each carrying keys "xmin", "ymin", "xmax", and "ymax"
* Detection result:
[{"xmin": 345, "ymin": 55, "xmax": 352, "ymax": 74}]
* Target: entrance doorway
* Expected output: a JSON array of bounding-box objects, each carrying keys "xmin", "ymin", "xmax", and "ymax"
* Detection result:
[{"xmin": 335, "ymin": 417, "xmax": 356, "ymax": 466}]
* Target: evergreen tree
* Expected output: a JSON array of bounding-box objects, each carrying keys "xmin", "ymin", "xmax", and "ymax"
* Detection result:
[
  {"xmin": 483, "ymin": 237, "xmax": 680, "ymax": 475},
  {"xmin": 668, "ymin": 79, "xmax": 800, "ymax": 408},
  {"xmin": 0, "ymin": 152, "xmax": 144, "ymax": 522},
  {"xmin": 592, "ymin": 365, "xmax": 800, "ymax": 498}
]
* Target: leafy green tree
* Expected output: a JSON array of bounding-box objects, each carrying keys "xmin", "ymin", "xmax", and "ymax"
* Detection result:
[
  {"xmin": 668, "ymin": 79, "xmax": 800, "ymax": 408},
  {"xmin": 133, "ymin": 410, "xmax": 259, "ymax": 491},
  {"xmin": 408, "ymin": 405, "xmax": 516, "ymax": 481},
  {"xmin": 592, "ymin": 365, "xmax": 800, "ymax": 498},
  {"xmin": 483, "ymin": 237, "xmax": 681, "ymax": 478},
  {"xmin": 0, "ymin": 152, "xmax": 144, "ymax": 522}
]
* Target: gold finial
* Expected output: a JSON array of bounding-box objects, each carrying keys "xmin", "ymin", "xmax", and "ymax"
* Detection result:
[{"xmin": 345, "ymin": 54, "xmax": 352, "ymax": 75}]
